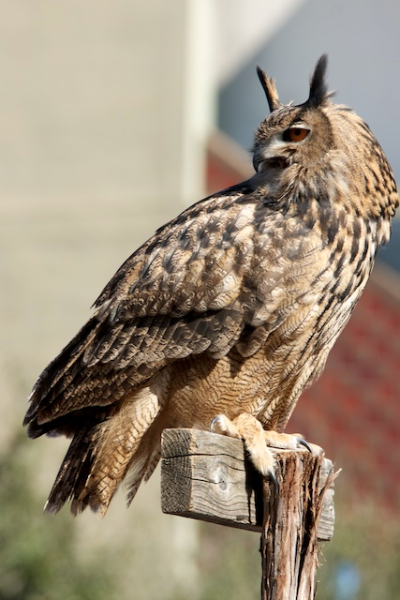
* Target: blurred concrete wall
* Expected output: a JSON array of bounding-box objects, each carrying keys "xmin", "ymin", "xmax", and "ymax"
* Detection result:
[
  {"xmin": 1, "ymin": 1, "xmax": 215, "ymax": 388},
  {"xmin": 0, "ymin": 2, "xmax": 214, "ymax": 599}
]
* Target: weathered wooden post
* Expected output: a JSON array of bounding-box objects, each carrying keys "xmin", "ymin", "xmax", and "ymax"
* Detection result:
[{"xmin": 161, "ymin": 428, "xmax": 338, "ymax": 600}]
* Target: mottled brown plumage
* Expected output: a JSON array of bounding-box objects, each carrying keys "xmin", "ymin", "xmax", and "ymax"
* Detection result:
[{"xmin": 24, "ymin": 55, "xmax": 398, "ymax": 516}]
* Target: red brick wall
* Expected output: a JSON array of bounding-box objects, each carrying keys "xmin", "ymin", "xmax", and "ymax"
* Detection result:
[{"xmin": 291, "ymin": 284, "xmax": 400, "ymax": 510}]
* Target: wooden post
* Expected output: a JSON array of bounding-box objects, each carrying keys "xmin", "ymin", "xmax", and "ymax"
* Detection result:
[
  {"xmin": 161, "ymin": 428, "xmax": 338, "ymax": 599},
  {"xmin": 260, "ymin": 450, "xmax": 337, "ymax": 599}
]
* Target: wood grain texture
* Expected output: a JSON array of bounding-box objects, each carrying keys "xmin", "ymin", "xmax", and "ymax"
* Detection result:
[
  {"xmin": 260, "ymin": 450, "xmax": 339, "ymax": 599},
  {"xmin": 160, "ymin": 428, "xmax": 336, "ymax": 541}
]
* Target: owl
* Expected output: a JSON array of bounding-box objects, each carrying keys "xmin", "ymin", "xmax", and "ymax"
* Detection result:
[{"xmin": 24, "ymin": 55, "xmax": 398, "ymax": 516}]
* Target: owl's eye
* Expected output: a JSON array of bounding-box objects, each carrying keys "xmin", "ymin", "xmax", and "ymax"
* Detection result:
[{"xmin": 283, "ymin": 126, "xmax": 310, "ymax": 143}]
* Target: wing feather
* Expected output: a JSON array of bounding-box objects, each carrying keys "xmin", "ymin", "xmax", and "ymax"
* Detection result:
[{"xmin": 25, "ymin": 184, "xmax": 331, "ymax": 432}]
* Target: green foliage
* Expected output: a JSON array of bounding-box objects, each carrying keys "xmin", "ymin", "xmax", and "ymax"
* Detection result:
[
  {"xmin": 198, "ymin": 524, "xmax": 261, "ymax": 600},
  {"xmin": 196, "ymin": 498, "xmax": 400, "ymax": 600},
  {"xmin": 3, "ymin": 429, "xmax": 400, "ymax": 600},
  {"xmin": 0, "ymin": 433, "xmax": 114, "ymax": 600},
  {"xmin": 316, "ymin": 499, "xmax": 400, "ymax": 600}
]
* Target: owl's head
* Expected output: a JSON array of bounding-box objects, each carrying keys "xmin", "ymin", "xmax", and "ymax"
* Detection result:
[
  {"xmin": 252, "ymin": 55, "xmax": 398, "ymax": 230},
  {"xmin": 253, "ymin": 55, "xmax": 336, "ymax": 175}
]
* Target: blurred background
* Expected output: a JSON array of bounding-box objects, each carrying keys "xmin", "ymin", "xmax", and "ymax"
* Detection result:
[{"xmin": 1, "ymin": 1, "xmax": 400, "ymax": 599}]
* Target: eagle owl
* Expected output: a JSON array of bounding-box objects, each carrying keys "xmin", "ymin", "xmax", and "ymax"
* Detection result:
[{"xmin": 24, "ymin": 56, "xmax": 398, "ymax": 516}]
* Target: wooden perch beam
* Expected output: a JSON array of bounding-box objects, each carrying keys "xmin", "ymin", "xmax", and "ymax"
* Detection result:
[{"xmin": 160, "ymin": 428, "xmax": 336, "ymax": 541}]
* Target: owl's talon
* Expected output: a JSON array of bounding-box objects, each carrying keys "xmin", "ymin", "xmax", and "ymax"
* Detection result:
[
  {"xmin": 210, "ymin": 414, "xmax": 240, "ymax": 439},
  {"xmin": 265, "ymin": 467, "xmax": 279, "ymax": 497},
  {"xmin": 264, "ymin": 431, "xmax": 323, "ymax": 457},
  {"xmin": 298, "ymin": 438, "xmax": 313, "ymax": 453},
  {"xmin": 210, "ymin": 413, "xmax": 277, "ymax": 479}
]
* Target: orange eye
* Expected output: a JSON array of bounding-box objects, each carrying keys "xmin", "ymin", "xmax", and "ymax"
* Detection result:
[{"xmin": 284, "ymin": 127, "xmax": 310, "ymax": 143}]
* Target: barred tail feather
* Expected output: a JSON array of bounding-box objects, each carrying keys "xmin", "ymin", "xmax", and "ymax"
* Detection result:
[
  {"xmin": 45, "ymin": 426, "xmax": 96, "ymax": 514},
  {"xmin": 45, "ymin": 386, "xmax": 163, "ymax": 516}
]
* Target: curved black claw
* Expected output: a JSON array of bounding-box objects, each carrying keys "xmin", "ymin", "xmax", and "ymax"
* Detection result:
[
  {"xmin": 266, "ymin": 469, "xmax": 279, "ymax": 498},
  {"xmin": 298, "ymin": 438, "xmax": 313, "ymax": 453}
]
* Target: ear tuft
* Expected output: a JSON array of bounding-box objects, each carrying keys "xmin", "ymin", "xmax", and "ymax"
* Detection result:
[
  {"xmin": 307, "ymin": 54, "xmax": 330, "ymax": 108},
  {"xmin": 256, "ymin": 65, "xmax": 281, "ymax": 112}
]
